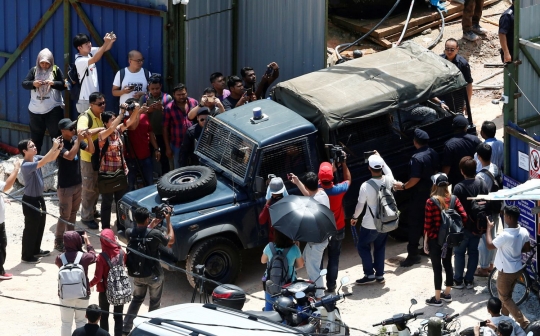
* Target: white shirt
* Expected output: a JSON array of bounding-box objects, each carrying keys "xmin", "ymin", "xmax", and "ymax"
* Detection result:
[
  {"xmin": 0, "ymin": 181, "xmax": 5, "ymax": 223},
  {"xmin": 112, "ymin": 67, "xmax": 151, "ymax": 107},
  {"xmin": 312, "ymin": 189, "xmax": 330, "ymax": 209},
  {"xmin": 353, "ymin": 158, "xmax": 395, "ymax": 230},
  {"xmin": 476, "ymin": 163, "xmax": 499, "ymax": 191},
  {"xmin": 482, "ymin": 316, "xmax": 526, "ymax": 336},
  {"xmin": 493, "ymin": 226, "xmax": 529, "ymax": 273},
  {"xmin": 74, "ymin": 47, "xmax": 99, "ymax": 101}
]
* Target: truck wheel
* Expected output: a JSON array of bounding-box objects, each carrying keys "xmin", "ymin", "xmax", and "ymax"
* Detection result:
[
  {"xmin": 186, "ymin": 236, "xmax": 242, "ymax": 291},
  {"xmin": 157, "ymin": 166, "xmax": 217, "ymax": 203}
]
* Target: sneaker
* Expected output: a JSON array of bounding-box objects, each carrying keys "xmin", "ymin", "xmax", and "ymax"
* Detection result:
[
  {"xmin": 356, "ymin": 276, "xmax": 376, "ymax": 285},
  {"xmin": 0, "ymin": 273, "xmax": 13, "ymax": 280},
  {"xmin": 465, "ymin": 280, "xmax": 474, "ymax": 289},
  {"xmin": 441, "ymin": 293, "xmax": 452, "ymax": 302},
  {"xmin": 426, "ymin": 296, "xmax": 443, "ymax": 307},
  {"xmin": 463, "ymin": 31, "xmax": 480, "ymax": 42},
  {"xmin": 54, "ymin": 239, "xmax": 65, "ymax": 252},
  {"xmin": 22, "ymin": 257, "xmax": 42, "ymax": 264},
  {"xmin": 82, "ymin": 220, "xmax": 99, "ymax": 230},
  {"xmin": 376, "ymin": 277, "xmax": 386, "ymax": 284},
  {"xmin": 472, "ymin": 24, "xmax": 487, "ymax": 35},
  {"xmin": 452, "ymin": 280, "xmax": 464, "ymax": 289},
  {"xmin": 34, "ymin": 249, "xmax": 50, "ymax": 257},
  {"xmin": 400, "ymin": 255, "xmax": 421, "ymax": 267}
]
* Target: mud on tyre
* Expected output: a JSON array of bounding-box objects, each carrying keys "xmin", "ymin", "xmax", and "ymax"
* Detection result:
[{"xmin": 157, "ymin": 166, "xmax": 217, "ymax": 203}]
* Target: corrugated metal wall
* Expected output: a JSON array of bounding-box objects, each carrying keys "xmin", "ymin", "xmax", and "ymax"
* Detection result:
[
  {"xmin": 236, "ymin": 0, "xmax": 326, "ymax": 93},
  {"xmin": 184, "ymin": 0, "xmax": 233, "ymax": 98}
]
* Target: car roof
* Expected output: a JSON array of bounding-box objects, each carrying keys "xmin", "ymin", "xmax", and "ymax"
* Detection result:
[
  {"xmin": 215, "ymin": 99, "xmax": 317, "ymax": 148},
  {"xmin": 131, "ymin": 303, "xmax": 301, "ymax": 336}
]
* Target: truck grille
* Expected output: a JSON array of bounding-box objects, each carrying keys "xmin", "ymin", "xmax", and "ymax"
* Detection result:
[{"xmin": 195, "ymin": 117, "xmax": 257, "ymax": 186}]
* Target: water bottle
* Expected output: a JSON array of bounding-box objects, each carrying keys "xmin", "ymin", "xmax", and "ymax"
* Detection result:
[{"xmin": 64, "ymin": 79, "xmax": 71, "ymax": 91}]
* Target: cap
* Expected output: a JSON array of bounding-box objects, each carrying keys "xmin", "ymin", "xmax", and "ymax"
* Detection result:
[
  {"xmin": 431, "ymin": 173, "xmax": 449, "ymax": 186},
  {"xmin": 452, "ymin": 115, "xmax": 468, "ymax": 128},
  {"xmin": 414, "ymin": 128, "xmax": 429, "ymax": 140},
  {"xmin": 368, "ymin": 155, "xmax": 384, "ymax": 169},
  {"xmin": 58, "ymin": 118, "xmax": 76, "ymax": 130},
  {"xmin": 197, "ymin": 107, "xmax": 210, "ymax": 116},
  {"xmin": 318, "ymin": 162, "xmax": 334, "ymax": 182},
  {"xmin": 268, "ymin": 177, "xmax": 286, "ymax": 194}
]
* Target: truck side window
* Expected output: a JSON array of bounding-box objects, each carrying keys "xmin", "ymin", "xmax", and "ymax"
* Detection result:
[{"xmin": 258, "ymin": 139, "xmax": 312, "ymax": 187}]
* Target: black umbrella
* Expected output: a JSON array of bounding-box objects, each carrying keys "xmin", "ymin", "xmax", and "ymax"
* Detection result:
[{"xmin": 269, "ymin": 195, "xmax": 337, "ymax": 243}]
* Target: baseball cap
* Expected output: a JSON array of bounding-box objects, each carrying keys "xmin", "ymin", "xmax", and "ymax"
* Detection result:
[
  {"xmin": 431, "ymin": 173, "xmax": 449, "ymax": 186},
  {"xmin": 268, "ymin": 177, "xmax": 286, "ymax": 194},
  {"xmin": 58, "ymin": 118, "xmax": 76, "ymax": 130},
  {"xmin": 318, "ymin": 162, "xmax": 334, "ymax": 182},
  {"xmin": 368, "ymin": 155, "xmax": 384, "ymax": 169},
  {"xmin": 452, "ymin": 115, "xmax": 468, "ymax": 128},
  {"xmin": 197, "ymin": 107, "xmax": 211, "ymax": 116}
]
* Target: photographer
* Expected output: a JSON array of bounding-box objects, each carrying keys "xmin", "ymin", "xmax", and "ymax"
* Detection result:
[
  {"xmin": 259, "ymin": 177, "xmax": 289, "ymax": 242},
  {"xmin": 319, "ymin": 150, "xmax": 351, "ymax": 292},
  {"xmin": 123, "ymin": 207, "xmax": 174, "ymax": 334},
  {"xmin": 187, "ymin": 87, "xmax": 225, "ymax": 121}
]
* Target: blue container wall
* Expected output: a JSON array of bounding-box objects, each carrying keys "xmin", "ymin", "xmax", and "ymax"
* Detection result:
[
  {"xmin": 508, "ymin": 134, "xmax": 531, "ymax": 183},
  {"xmin": 0, "ymin": 0, "xmax": 165, "ymax": 148}
]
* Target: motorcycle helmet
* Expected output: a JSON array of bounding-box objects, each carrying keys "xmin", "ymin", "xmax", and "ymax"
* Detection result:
[
  {"xmin": 274, "ymin": 296, "xmax": 294, "ymax": 315},
  {"xmin": 526, "ymin": 321, "xmax": 540, "ymax": 336}
]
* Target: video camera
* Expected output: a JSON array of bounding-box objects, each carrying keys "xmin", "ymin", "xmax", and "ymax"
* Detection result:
[
  {"xmin": 325, "ymin": 144, "xmax": 347, "ymax": 164},
  {"xmin": 151, "ymin": 198, "xmax": 171, "ymax": 220}
]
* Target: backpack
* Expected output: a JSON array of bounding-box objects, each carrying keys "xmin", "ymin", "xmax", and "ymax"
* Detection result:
[
  {"xmin": 101, "ymin": 250, "xmax": 132, "ymax": 306},
  {"xmin": 77, "ymin": 111, "xmax": 93, "ymax": 130},
  {"xmin": 265, "ymin": 243, "xmax": 292, "ymax": 295},
  {"xmin": 126, "ymin": 228, "xmax": 155, "ymax": 278},
  {"xmin": 366, "ymin": 178, "xmax": 400, "ymax": 233},
  {"xmin": 114, "ymin": 67, "xmax": 151, "ymax": 110},
  {"xmin": 470, "ymin": 199, "xmax": 489, "ymax": 235},
  {"xmin": 67, "ymin": 53, "xmax": 92, "ymax": 101},
  {"xmin": 432, "ymin": 196, "xmax": 464, "ymax": 248},
  {"xmin": 58, "ymin": 252, "xmax": 87, "ymax": 300},
  {"xmin": 91, "ymin": 137, "xmax": 109, "ymax": 171},
  {"xmin": 479, "ymin": 168, "xmax": 503, "ymax": 213}
]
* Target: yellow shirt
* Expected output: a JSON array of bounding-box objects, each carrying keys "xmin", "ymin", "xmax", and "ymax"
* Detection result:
[{"xmin": 77, "ymin": 108, "xmax": 104, "ymax": 162}]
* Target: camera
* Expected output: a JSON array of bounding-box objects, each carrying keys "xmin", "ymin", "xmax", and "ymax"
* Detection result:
[
  {"xmin": 325, "ymin": 144, "xmax": 346, "ymax": 164},
  {"xmin": 126, "ymin": 102, "xmax": 137, "ymax": 111},
  {"xmin": 151, "ymin": 198, "xmax": 171, "ymax": 220}
]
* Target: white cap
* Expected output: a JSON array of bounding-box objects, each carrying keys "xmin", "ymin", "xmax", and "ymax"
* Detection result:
[{"xmin": 368, "ymin": 155, "xmax": 384, "ymax": 169}]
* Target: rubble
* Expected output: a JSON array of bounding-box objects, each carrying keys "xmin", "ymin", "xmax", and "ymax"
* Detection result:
[{"xmin": 0, "ymin": 155, "xmax": 58, "ymax": 193}]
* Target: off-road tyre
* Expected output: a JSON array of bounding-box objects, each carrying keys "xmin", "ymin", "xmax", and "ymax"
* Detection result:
[
  {"xmin": 186, "ymin": 236, "xmax": 242, "ymax": 292},
  {"xmin": 157, "ymin": 166, "xmax": 217, "ymax": 203}
]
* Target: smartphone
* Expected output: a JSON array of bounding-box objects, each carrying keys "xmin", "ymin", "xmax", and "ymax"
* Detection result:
[
  {"xmin": 246, "ymin": 88, "xmax": 253, "ymax": 96},
  {"xmin": 76, "ymin": 230, "xmax": 85, "ymax": 237},
  {"xmin": 265, "ymin": 66, "xmax": 273, "ymax": 76},
  {"xmin": 287, "ymin": 173, "xmax": 292, "ymax": 180},
  {"xmin": 480, "ymin": 321, "xmax": 487, "ymax": 327},
  {"xmin": 128, "ymin": 85, "xmax": 136, "ymax": 90}
]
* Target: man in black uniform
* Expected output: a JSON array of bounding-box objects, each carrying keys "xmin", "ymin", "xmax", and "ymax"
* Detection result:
[
  {"xmin": 178, "ymin": 107, "xmax": 210, "ymax": 167},
  {"xmin": 499, "ymin": 2, "xmax": 514, "ymax": 64},
  {"xmin": 394, "ymin": 129, "xmax": 439, "ymax": 267},
  {"xmin": 441, "ymin": 115, "xmax": 481, "ymax": 188}
]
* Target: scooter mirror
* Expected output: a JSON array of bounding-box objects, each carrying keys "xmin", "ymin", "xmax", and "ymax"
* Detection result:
[
  {"xmin": 320, "ymin": 269, "xmax": 328, "ymax": 276},
  {"xmin": 411, "ymin": 298, "xmax": 417, "ymax": 305},
  {"xmin": 340, "ymin": 276, "xmax": 350, "ymax": 285},
  {"xmin": 435, "ymin": 313, "xmax": 445, "ymax": 318},
  {"xmin": 295, "ymin": 292, "xmax": 306, "ymax": 299}
]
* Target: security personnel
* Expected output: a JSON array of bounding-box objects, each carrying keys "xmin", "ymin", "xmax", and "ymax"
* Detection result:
[{"xmin": 394, "ymin": 129, "xmax": 439, "ymax": 267}]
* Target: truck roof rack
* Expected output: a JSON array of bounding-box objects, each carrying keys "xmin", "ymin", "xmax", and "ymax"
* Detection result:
[{"xmin": 147, "ymin": 318, "xmax": 218, "ymax": 336}]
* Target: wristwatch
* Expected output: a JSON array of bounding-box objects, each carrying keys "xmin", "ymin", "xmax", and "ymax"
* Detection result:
[
  {"xmin": 402, "ymin": 183, "xmax": 406, "ymax": 190},
  {"xmin": 439, "ymin": 100, "xmax": 445, "ymax": 107}
]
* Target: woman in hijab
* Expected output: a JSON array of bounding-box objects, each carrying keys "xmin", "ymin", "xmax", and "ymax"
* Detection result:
[
  {"xmin": 21, "ymin": 48, "xmax": 65, "ymax": 153},
  {"xmin": 90, "ymin": 229, "xmax": 126, "ymax": 336}
]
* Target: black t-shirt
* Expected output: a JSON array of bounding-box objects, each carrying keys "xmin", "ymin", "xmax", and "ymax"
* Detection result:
[
  {"xmin": 126, "ymin": 226, "xmax": 169, "ymax": 276},
  {"xmin": 499, "ymin": 6, "xmax": 514, "ymax": 58},
  {"xmin": 72, "ymin": 323, "xmax": 110, "ymax": 336},
  {"xmin": 57, "ymin": 137, "xmax": 88, "ymax": 189},
  {"xmin": 439, "ymin": 54, "xmax": 473, "ymax": 112},
  {"xmin": 409, "ymin": 146, "xmax": 440, "ymax": 191},
  {"xmin": 223, "ymin": 96, "xmax": 241, "ymax": 111},
  {"xmin": 453, "ymin": 178, "xmax": 488, "ymax": 229},
  {"xmin": 442, "ymin": 133, "xmax": 481, "ymax": 186}
]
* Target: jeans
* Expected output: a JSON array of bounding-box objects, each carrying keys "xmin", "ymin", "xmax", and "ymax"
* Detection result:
[
  {"xmin": 453, "ymin": 229, "xmax": 481, "ymax": 283},
  {"xmin": 303, "ymin": 240, "xmax": 328, "ymax": 298},
  {"xmin": 59, "ymin": 297, "xmax": 88, "ymax": 336},
  {"xmin": 325, "ymin": 229, "xmax": 345, "ymax": 290},
  {"xmin": 462, "ymin": 0, "xmax": 484, "ymax": 32},
  {"xmin": 29, "ymin": 106, "xmax": 64, "ymax": 154},
  {"xmin": 127, "ymin": 156, "xmax": 154, "ymax": 191},
  {"xmin": 428, "ymin": 239, "xmax": 453, "ymax": 290},
  {"xmin": 81, "ymin": 161, "xmax": 99, "ymax": 222},
  {"xmin": 76, "ymin": 100, "xmax": 90, "ymax": 114},
  {"xmin": 99, "ymin": 291, "xmax": 124, "ymax": 336},
  {"xmin": 479, "ymin": 214, "xmax": 499, "ymax": 268},
  {"xmin": 56, "ymin": 184, "xmax": 82, "ymax": 240},
  {"xmin": 123, "ymin": 273, "xmax": 164, "ymax": 333},
  {"xmin": 497, "ymin": 270, "xmax": 530, "ymax": 329},
  {"xmin": 169, "ymin": 145, "xmax": 181, "ymax": 170},
  {"xmin": 101, "ymin": 187, "xmax": 127, "ymax": 229},
  {"xmin": 356, "ymin": 226, "xmax": 388, "ymax": 277},
  {"xmin": 0, "ymin": 223, "xmax": 6, "ymax": 274},
  {"xmin": 21, "ymin": 195, "xmax": 47, "ymax": 261}
]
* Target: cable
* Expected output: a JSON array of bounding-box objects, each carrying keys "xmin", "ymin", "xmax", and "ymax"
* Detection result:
[
  {"xmin": 427, "ymin": 7, "xmax": 445, "ymax": 50},
  {"xmin": 506, "ymin": 70, "xmax": 540, "ymax": 116},
  {"xmin": 396, "ymin": 0, "xmax": 415, "ymax": 46}
]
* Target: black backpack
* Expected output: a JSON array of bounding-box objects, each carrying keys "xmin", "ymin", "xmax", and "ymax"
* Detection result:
[
  {"xmin": 265, "ymin": 243, "xmax": 292, "ymax": 295},
  {"xmin": 479, "ymin": 168, "xmax": 503, "ymax": 213},
  {"xmin": 114, "ymin": 68, "xmax": 151, "ymax": 110},
  {"xmin": 470, "ymin": 199, "xmax": 489, "ymax": 235},
  {"xmin": 67, "ymin": 53, "xmax": 92, "ymax": 101},
  {"xmin": 126, "ymin": 228, "xmax": 155, "ymax": 278},
  {"xmin": 432, "ymin": 196, "xmax": 464, "ymax": 248},
  {"xmin": 91, "ymin": 137, "xmax": 109, "ymax": 172}
]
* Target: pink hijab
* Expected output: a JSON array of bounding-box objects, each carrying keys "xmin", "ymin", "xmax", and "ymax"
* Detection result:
[{"xmin": 100, "ymin": 229, "xmax": 121, "ymax": 260}]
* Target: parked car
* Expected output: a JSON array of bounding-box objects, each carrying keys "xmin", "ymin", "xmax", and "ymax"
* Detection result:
[{"xmin": 118, "ymin": 41, "xmax": 477, "ymax": 288}]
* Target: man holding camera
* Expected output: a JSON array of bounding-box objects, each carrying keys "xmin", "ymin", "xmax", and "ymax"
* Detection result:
[
  {"xmin": 187, "ymin": 87, "xmax": 225, "ymax": 121},
  {"xmin": 223, "ymin": 76, "xmax": 254, "ymax": 111},
  {"xmin": 123, "ymin": 206, "xmax": 175, "ymax": 334},
  {"xmin": 319, "ymin": 153, "xmax": 351, "ymax": 292},
  {"xmin": 112, "ymin": 50, "xmax": 151, "ymax": 112},
  {"xmin": 241, "ymin": 62, "xmax": 280, "ymax": 99}
]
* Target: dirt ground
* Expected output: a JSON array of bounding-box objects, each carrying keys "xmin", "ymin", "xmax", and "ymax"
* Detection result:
[{"xmin": 1, "ymin": 1, "xmax": 536, "ymax": 335}]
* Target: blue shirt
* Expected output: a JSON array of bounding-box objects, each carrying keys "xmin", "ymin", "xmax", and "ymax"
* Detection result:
[
  {"xmin": 21, "ymin": 155, "xmax": 44, "ymax": 197},
  {"xmin": 263, "ymin": 243, "xmax": 302, "ymax": 281}
]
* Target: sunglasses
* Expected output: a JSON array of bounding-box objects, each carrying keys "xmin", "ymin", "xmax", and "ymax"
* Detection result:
[
  {"xmin": 93, "ymin": 101, "xmax": 106, "ymax": 107},
  {"xmin": 445, "ymin": 48, "xmax": 456, "ymax": 52},
  {"xmin": 199, "ymin": 118, "xmax": 206, "ymax": 122}
]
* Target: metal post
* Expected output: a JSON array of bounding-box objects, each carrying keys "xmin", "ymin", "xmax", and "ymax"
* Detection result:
[
  {"xmin": 232, "ymin": 0, "xmax": 239, "ymax": 76},
  {"xmin": 63, "ymin": 0, "xmax": 71, "ymax": 118}
]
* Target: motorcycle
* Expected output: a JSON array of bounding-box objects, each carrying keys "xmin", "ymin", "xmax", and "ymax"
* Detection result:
[
  {"xmin": 373, "ymin": 299, "xmax": 424, "ymax": 336},
  {"xmin": 416, "ymin": 313, "xmax": 460, "ymax": 336}
]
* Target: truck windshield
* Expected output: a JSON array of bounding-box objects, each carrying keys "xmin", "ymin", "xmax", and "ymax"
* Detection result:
[{"xmin": 195, "ymin": 117, "xmax": 257, "ymax": 186}]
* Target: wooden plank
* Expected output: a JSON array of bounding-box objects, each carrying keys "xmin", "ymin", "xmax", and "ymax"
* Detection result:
[
  {"xmin": 386, "ymin": 12, "xmax": 463, "ymax": 43},
  {"xmin": 367, "ymin": 36, "xmax": 392, "ymax": 49}
]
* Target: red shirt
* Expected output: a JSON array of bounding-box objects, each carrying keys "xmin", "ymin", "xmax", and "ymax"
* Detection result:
[
  {"xmin": 126, "ymin": 113, "xmax": 152, "ymax": 160},
  {"xmin": 424, "ymin": 196, "xmax": 467, "ymax": 240},
  {"xmin": 321, "ymin": 181, "xmax": 350, "ymax": 230}
]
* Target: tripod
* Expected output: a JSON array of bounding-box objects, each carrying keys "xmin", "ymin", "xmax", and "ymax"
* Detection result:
[{"xmin": 191, "ymin": 264, "xmax": 210, "ymax": 303}]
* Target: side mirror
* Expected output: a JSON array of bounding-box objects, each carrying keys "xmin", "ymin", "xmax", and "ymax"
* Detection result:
[
  {"xmin": 254, "ymin": 176, "xmax": 265, "ymax": 194},
  {"xmin": 320, "ymin": 269, "xmax": 328, "ymax": 276},
  {"xmin": 411, "ymin": 299, "xmax": 417, "ymax": 305}
]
